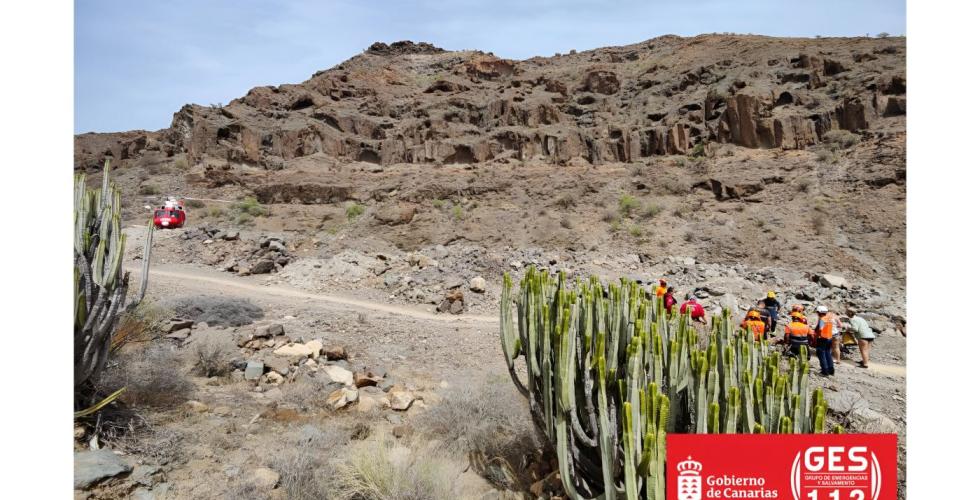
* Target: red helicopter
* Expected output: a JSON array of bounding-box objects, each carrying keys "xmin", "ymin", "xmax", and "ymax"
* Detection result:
[{"xmin": 152, "ymin": 196, "xmax": 187, "ymax": 229}]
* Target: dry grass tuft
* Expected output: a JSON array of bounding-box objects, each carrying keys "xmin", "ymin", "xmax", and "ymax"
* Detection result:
[
  {"xmin": 192, "ymin": 339, "xmax": 230, "ymax": 377},
  {"xmin": 100, "ymin": 345, "xmax": 194, "ymax": 408},
  {"xmin": 333, "ymin": 437, "xmax": 459, "ymax": 500}
]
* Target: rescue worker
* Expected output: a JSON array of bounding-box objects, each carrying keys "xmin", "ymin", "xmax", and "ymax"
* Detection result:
[
  {"xmin": 814, "ymin": 305, "xmax": 835, "ymax": 376},
  {"xmin": 791, "ymin": 304, "xmax": 808, "ymax": 325},
  {"xmin": 741, "ymin": 309, "xmax": 768, "ymax": 341},
  {"xmin": 783, "ymin": 312, "xmax": 812, "ymax": 357},
  {"xmin": 824, "ymin": 308, "xmax": 845, "ymax": 362},
  {"xmin": 663, "ymin": 287, "xmax": 677, "ymax": 316},
  {"xmin": 849, "ymin": 314, "xmax": 875, "ymax": 368},
  {"xmin": 655, "ymin": 279, "xmax": 668, "ymax": 300},
  {"xmin": 680, "ymin": 294, "xmax": 707, "ymax": 324},
  {"xmin": 763, "ymin": 291, "xmax": 781, "ymax": 334},
  {"xmin": 755, "ymin": 300, "xmax": 773, "ymax": 334}
]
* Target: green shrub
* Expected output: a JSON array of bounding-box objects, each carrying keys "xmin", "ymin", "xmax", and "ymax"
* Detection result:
[
  {"xmin": 174, "ymin": 157, "xmax": 189, "ymax": 170},
  {"xmin": 138, "ymin": 184, "xmax": 160, "ymax": 196},
  {"xmin": 235, "ymin": 213, "xmax": 253, "ymax": 225},
  {"xmin": 618, "ymin": 194, "xmax": 639, "ymax": 216},
  {"xmin": 432, "ymin": 199, "xmax": 445, "ymax": 209},
  {"xmin": 185, "ymin": 199, "xmax": 205, "ymax": 209},
  {"xmin": 207, "ymin": 206, "xmax": 225, "ymax": 218},
  {"xmin": 690, "ymin": 142, "xmax": 706, "ymax": 158},
  {"xmin": 452, "ymin": 204, "xmax": 464, "ymax": 220},
  {"xmin": 346, "ymin": 202, "xmax": 364, "ymax": 222},
  {"xmin": 628, "ymin": 225, "xmax": 643, "ymax": 238},
  {"xmin": 232, "ymin": 196, "xmax": 268, "ymax": 217}
]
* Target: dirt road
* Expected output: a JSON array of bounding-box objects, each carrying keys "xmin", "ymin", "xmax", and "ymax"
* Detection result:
[
  {"xmin": 128, "ymin": 263, "xmax": 906, "ymax": 380},
  {"xmin": 126, "ymin": 263, "xmax": 497, "ymax": 324}
]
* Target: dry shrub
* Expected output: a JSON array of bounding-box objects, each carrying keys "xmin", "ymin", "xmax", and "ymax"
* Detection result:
[
  {"xmin": 824, "ymin": 129, "xmax": 861, "ymax": 149},
  {"xmin": 810, "ymin": 211, "xmax": 828, "ymax": 234},
  {"xmin": 192, "ymin": 339, "xmax": 229, "ymax": 377},
  {"xmin": 265, "ymin": 424, "xmax": 352, "ymax": 499},
  {"xmin": 100, "ymin": 345, "xmax": 194, "ymax": 408},
  {"xmin": 418, "ymin": 375, "xmax": 540, "ymax": 490},
  {"xmin": 112, "ymin": 302, "xmax": 171, "ymax": 353},
  {"xmin": 167, "ymin": 295, "xmax": 263, "ymax": 327},
  {"xmin": 112, "ymin": 424, "xmax": 186, "ymax": 466},
  {"xmin": 333, "ymin": 437, "xmax": 459, "ymax": 500},
  {"xmin": 555, "ymin": 194, "xmax": 577, "ymax": 209}
]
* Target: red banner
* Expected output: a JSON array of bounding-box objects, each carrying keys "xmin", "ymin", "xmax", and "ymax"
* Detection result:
[{"xmin": 667, "ymin": 434, "xmax": 897, "ymax": 500}]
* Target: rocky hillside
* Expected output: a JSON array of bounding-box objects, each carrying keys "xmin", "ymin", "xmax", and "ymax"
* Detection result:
[
  {"xmin": 74, "ymin": 34, "xmax": 906, "ymax": 294},
  {"xmin": 76, "ymin": 36, "xmax": 905, "ymax": 169}
]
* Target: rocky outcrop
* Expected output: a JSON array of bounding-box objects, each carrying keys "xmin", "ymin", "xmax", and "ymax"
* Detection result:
[
  {"xmin": 716, "ymin": 91, "xmax": 873, "ymax": 149},
  {"xmin": 75, "ymin": 36, "xmax": 905, "ymax": 170}
]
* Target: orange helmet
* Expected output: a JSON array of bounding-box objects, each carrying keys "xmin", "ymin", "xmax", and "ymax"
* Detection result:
[
  {"xmin": 748, "ymin": 310, "xmax": 761, "ymax": 320},
  {"xmin": 790, "ymin": 311, "xmax": 805, "ymax": 321}
]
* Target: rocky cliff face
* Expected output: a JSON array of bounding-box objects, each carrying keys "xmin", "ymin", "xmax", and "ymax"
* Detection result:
[{"xmin": 75, "ymin": 35, "xmax": 905, "ymax": 171}]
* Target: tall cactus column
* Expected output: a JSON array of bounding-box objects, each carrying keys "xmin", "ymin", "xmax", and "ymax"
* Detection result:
[
  {"xmin": 499, "ymin": 268, "xmax": 837, "ymax": 499},
  {"xmin": 74, "ymin": 160, "xmax": 153, "ymax": 407}
]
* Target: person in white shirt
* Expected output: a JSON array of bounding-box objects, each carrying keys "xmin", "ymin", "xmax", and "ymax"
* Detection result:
[{"xmin": 849, "ymin": 315, "xmax": 875, "ymax": 368}]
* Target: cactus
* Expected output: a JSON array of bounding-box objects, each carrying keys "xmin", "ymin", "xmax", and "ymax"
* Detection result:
[
  {"xmin": 75, "ymin": 160, "xmax": 153, "ymax": 410},
  {"xmin": 499, "ymin": 269, "xmax": 837, "ymax": 499}
]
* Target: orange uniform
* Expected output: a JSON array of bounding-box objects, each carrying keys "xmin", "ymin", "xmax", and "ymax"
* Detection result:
[
  {"xmin": 815, "ymin": 319, "xmax": 834, "ymax": 340},
  {"xmin": 784, "ymin": 321, "xmax": 813, "ymax": 345},
  {"xmin": 742, "ymin": 319, "xmax": 767, "ymax": 341}
]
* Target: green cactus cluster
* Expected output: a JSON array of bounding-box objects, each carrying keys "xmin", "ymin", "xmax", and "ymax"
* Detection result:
[
  {"xmin": 74, "ymin": 160, "xmax": 153, "ymax": 406},
  {"xmin": 499, "ymin": 268, "xmax": 836, "ymax": 499}
]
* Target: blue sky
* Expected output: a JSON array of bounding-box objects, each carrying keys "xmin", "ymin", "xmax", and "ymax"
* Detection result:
[{"xmin": 75, "ymin": 0, "xmax": 906, "ymax": 133}]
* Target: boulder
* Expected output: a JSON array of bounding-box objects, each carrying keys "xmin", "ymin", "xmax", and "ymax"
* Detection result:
[
  {"xmin": 823, "ymin": 390, "xmax": 869, "ymax": 414},
  {"xmin": 274, "ymin": 343, "xmax": 314, "ymax": 358},
  {"xmin": 263, "ymin": 356, "xmax": 291, "ymax": 376},
  {"xmin": 264, "ymin": 371, "xmax": 285, "ymax": 385},
  {"xmin": 246, "ymin": 467, "xmax": 280, "ymax": 490},
  {"xmin": 819, "ymin": 274, "xmax": 851, "ymax": 289},
  {"xmin": 324, "ymin": 345, "xmax": 348, "ymax": 360},
  {"xmin": 74, "ymin": 449, "xmax": 132, "ymax": 489},
  {"xmin": 129, "ymin": 464, "xmax": 161, "ymax": 487},
  {"xmin": 326, "ymin": 388, "xmax": 359, "ymax": 409},
  {"xmin": 374, "ymin": 203, "xmax": 418, "ymax": 225},
  {"xmin": 449, "ymin": 300, "xmax": 464, "ymax": 314},
  {"xmin": 250, "ymin": 259, "xmax": 275, "ymax": 274},
  {"xmin": 166, "ymin": 319, "xmax": 194, "ymax": 333},
  {"xmin": 254, "ymin": 324, "xmax": 285, "ymax": 338},
  {"xmin": 354, "ymin": 372, "xmax": 383, "ymax": 388},
  {"xmin": 305, "ymin": 340, "xmax": 324, "ymax": 359},
  {"xmin": 324, "ymin": 365, "xmax": 355, "ymax": 386},
  {"xmin": 388, "ymin": 386, "xmax": 416, "ymax": 411},
  {"xmin": 165, "ymin": 328, "xmax": 191, "ymax": 340},
  {"xmin": 850, "ymin": 407, "xmax": 900, "ymax": 434},
  {"xmin": 244, "ymin": 361, "xmax": 264, "ymax": 380},
  {"xmin": 469, "ymin": 276, "xmax": 487, "ymax": 293},
  {"xmin": 579, "ymin": 70, "xmax": 620, "ymax": 95},
  {"xmin": 267, "ymin": 240, "xmax": 287, "ymax": 253}
]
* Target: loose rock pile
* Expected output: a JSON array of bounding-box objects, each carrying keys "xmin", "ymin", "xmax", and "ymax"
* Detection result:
[
  {"xmin": 178, "ymin": 227, "xmax": 295, "ymax": 275},
  {"xmin": 232, "ymin": 322, "xmax": 417, "ymax": 411}
]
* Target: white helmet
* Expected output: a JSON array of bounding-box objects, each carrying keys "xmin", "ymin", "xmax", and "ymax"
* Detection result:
[{"xmin": 816, "ymin": 305, "xmax": 829, "ymax": 314}]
